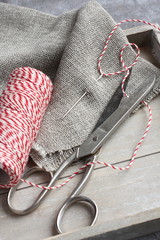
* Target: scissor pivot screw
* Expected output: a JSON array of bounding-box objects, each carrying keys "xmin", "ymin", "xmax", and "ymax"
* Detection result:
[{"xmin": 92, "ymin": 136, "xmax": 98, "ymax": 141}]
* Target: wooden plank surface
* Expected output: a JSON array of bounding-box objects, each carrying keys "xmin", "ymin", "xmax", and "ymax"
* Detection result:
[{"xmin": 0, "ymin": 96, "xmax": 160, "ymax": 240}]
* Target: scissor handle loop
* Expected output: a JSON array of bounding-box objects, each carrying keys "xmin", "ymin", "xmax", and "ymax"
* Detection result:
[
  {"xmin": 55, "ymin": 195, "xmax": 98, "ymax": 234},
  {"xmin": 7, "ymin": 167, "xmax": 53, "ymax": 215}
]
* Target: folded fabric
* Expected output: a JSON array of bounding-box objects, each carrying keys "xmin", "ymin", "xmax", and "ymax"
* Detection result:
[{"xmin": 0, "ymin": 1, "xmax": 160, "ymax": 171}]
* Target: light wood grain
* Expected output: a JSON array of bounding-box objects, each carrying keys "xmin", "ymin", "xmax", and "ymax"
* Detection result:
[{"xmin": 1, "ymin": 152, "xmax": 160, "ymax": 240}]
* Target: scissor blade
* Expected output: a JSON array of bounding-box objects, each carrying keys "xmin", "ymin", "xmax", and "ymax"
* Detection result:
[
  {"xmin": 77, "ymin": 76, "xmax": 156, "ymax": 158},
  {"xmin": 93, "ymin": 70, "xmax": 131, "ymax": 130}
]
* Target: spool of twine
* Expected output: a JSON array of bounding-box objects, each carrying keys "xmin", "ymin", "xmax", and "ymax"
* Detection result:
[{"xmin": 0, "ymin": 67, "xmax": 53, "ymax": 188}]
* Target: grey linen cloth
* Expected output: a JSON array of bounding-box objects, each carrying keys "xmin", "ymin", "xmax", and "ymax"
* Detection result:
[{"xmin": 0, "ymin": 1, "xmax": 160, "ymax": 171}]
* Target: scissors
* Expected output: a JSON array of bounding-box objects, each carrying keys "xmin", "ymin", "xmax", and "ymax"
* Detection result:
[{"xmin": 7, "ymin": 75, "xmax": 155, "ymax": 233}]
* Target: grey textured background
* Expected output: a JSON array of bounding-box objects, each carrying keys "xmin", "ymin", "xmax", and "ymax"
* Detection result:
[
  {"xmin": 0, "ymin": 0, "xmax": 160, "ymax": 239},
  {"xmin": 0, "ymin": 0, "xmax": 159, "ymax": 27}
]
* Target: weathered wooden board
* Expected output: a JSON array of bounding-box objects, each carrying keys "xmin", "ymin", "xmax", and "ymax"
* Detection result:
[{"xmin": 1, "ymin": 150, "xmax": 160, "ymax": 240}]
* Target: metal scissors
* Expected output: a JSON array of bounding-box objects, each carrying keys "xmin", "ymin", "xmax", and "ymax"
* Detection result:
[{"xmin": 7, "ymin": 76, "xmax": 155, "ymax": 233}]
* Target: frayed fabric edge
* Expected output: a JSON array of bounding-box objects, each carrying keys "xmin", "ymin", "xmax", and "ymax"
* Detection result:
[{"xmin": 30, "ymin": 142, "xmax": 78, "ymax": 171}]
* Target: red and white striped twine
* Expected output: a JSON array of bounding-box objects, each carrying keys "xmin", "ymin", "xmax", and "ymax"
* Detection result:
[
  {"xmin": 97, "ymin": 19, "xmax": 160, "ymax": 96},
  {"xmin": 0, "ymin": 67, "xmax": 53, "ymax": 188},
  {"xmin": 21, "ymin": 19, "xmax": 158, "ymax": 190},
  {"xmin": 0, "ymin": 19, "xmax": 158, "ymax": 190}
]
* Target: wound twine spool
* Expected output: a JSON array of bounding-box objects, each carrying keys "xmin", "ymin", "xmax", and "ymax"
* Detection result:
[{"xmin": 0, "ymin": 67, "xmax": 53, "ymax": 188}]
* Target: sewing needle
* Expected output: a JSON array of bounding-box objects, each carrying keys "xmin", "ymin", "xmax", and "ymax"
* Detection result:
[{"xmin": 61, "ymin": 91, "xmax": 87, "ymax": 120}]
